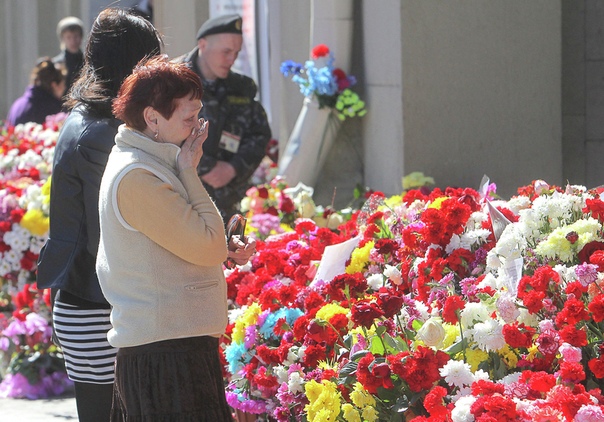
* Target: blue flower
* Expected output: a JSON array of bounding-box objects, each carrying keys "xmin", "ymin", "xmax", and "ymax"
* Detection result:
[{"xmin": 280, "ymin": 60, "xmax": 303, "ymax": 77}]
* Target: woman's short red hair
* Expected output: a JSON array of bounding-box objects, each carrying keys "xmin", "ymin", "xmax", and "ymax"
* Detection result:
[{"xmin": 113, "ymin": 55, "xmax": 203, "ymax": 131}]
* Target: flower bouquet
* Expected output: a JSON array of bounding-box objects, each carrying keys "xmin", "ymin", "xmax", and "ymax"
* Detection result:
[
  {"xmin": 221, "ymin": 177, "xmax": 604, "ymax": 421},
  {"xmin": 281, "ymin": 44, "xmax": 366, "ymax": 121}
]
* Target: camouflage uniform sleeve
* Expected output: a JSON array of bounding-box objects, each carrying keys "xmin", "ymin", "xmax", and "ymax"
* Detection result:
[{"xmin": 228, "ymin": 98, "xmax": 272, "ymax": 183}]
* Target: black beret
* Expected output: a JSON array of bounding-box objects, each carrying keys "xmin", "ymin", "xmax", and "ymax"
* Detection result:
[{"xmin": 196, "ymin": 14, "xmax": 243, "ymax": 40}]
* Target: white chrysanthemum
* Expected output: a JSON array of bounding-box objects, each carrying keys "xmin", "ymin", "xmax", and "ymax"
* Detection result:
[
  {"xmin": 500, "ymin": 372, "xmax": 522, "ymax": 385},
  {"xmin": 460, "ymin": 302, "xmax": 490, "ymax": 329},
  {"xmin": 366, "ymin": 273, "xmax": 385, "ymax": 291},
  {"xmin": 451, "ymin": 395, "xmax": 477, "ymax": 422},
  {"xmin": 506, "ymin": 196, "xmax": 531, "ymax": 214},
  {"xmin": 17, "ymin": 269, "xmax": 30, "ymax": 286},
  {"xmin": 477, "ymin": 273, "xmax": 498, "ymax": 290},
  {"xmin": 4, "ymin": 224, "xmax": 31, "ymax": 252},
  {"xmin": 288, "ymin": 371, "xmax": 304, "ymax": 394},
  {"xmin": 4, "ymin": 249, "xmax": 22, "ymax": 266},
  {"xmin": 29, "ymin": 236, "xmax": 47, "ymax": 255},
  {"xmin": 496, "ymin": 293, "xmax": 520, "ymax": 323},
  {"xmin": 472, "ymin": 369, "xmax": 490, "ymax": 382},
  {"xmin": 446, "ymin": 234, "xmax": 462, "ymax": 254},
  {"xmin": 273, "ymin": 365, "xmax": 288, "ymax": 384},
  {"xmin": 413, "ymin": 300, "xmax": 430, "ymax": 321},
  {"xmin": 486, "ymin": 250, "xmax": 503, "ymax": 270},
  {"xmin": 227, "ymin": 307, "xmax": 247, "ymax": 324},
  {"xmin": 470, "ymin": 319, "xmax": 506, "ymax": 352},
  {"xmin": 440, "ymin": 360, "xmax": 475, "ymax": 388},
  {"xmin": 489, "ymin": 224, "xmax": 526, "ymax": 265},
  {"xmin": 0, "ymin": 258, "xmax": 11, "ymax": 277}
]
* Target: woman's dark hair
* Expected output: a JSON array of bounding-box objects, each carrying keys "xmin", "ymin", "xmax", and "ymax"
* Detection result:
[
  {"xmin": 66, "ymin": 8, "xmax": 162, "ymax": 116},
  {"xmin": 113, "ymin": 55, "xmax": 203, "ymax": 132},
  {"xmin": 30, "ymin": 57, "xmax": 65, "ymax": 93}
]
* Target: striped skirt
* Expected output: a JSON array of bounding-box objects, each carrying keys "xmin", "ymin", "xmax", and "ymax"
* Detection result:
[{"xmin": 52, "ymin": 300, "xmax": 117, "ymax": 384}]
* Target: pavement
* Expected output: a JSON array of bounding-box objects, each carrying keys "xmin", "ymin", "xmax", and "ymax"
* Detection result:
[{"xmin": 0, "ymin": 387, "xmax": 78, "ymax": 421}]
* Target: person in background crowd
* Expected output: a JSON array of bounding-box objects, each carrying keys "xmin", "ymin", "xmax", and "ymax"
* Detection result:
[
  {"xmin": 52, "ymin": 16, "xmax": 85, "ymax": 96},
  {"xmin": 97, "ymin": 55, "xmax": 252, "ymax": 421},
  {"xmin": 130, "ymin": 0, "xmax": 154, "ymax": 23},
  {"xmin": 6, "ymin": 57, "xmax": 65, "ymax": 126},
  {"xmin": 36, "ymin": 9, "xmax": 163, "ymax": 422},
  {"xmin": 176, "ymin": 14, "xmax": 272, "ymax": 223}
]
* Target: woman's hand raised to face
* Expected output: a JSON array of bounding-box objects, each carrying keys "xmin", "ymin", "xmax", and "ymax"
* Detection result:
[{"xmin": 178, "ymin": 118, "xmax": 208, "ymax": 172}]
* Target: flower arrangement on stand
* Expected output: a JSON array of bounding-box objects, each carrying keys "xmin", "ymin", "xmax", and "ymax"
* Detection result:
[
  {"xmin": 280, "ymin": 44, "xmax": 366, "ymax": 121},
  {"xmin": 0, "ymin": 116, "xmax": 72, "ymax": 399},
  {"xmin": 221, "ymin": 177, "xmax": 604, "ymax": 421}
]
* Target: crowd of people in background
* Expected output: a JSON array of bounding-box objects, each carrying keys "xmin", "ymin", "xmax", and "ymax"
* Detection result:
[{"xmin": 16, "ymin": 5, "xmax": 269, "ymax": 422}]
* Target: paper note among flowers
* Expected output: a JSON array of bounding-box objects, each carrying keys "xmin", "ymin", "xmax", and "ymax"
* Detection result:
[{"xmin": 310, "ymin": 235, "xmax": 362, "ymax": 287}]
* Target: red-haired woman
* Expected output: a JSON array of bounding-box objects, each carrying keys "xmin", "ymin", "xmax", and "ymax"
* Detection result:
[{"xmin": 97, "ymin": 55, "xmax": 254, "ymax": 421}]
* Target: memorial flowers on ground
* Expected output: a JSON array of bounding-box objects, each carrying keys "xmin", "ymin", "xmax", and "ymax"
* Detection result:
[
  {"xmin": 0, "ymin": 117, "xmax": 71, "ymax": 399},
  {"xmin": 222, "ymin": 179, "xmax": 604, "ymax": 421}
]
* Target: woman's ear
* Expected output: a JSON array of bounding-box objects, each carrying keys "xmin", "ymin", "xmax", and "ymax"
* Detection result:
[{"xmin": 143, "ymin": 106, "xmax": 158, "ymax": 131}]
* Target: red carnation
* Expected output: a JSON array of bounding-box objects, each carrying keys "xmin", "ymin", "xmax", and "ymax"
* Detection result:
[
  {"xmin": 584, "ymin": 197, "xmax": 604, "ymax": 221},
  {"xmin": 559, "ymin": 325, "xmax": 588, "ymax": 347},
  {"xmin": 502, "ymin": 323, "xmax": 535, "ymax": 349},
  {"xmin": 311, "ymin": 44, "xmax": 330, "ymax": 59},
  {"xmin": 590, "ymin": 250, "xmax": 604, "ymax": 272},
  {"xmin": 589, "ymin": 295, "xmax": 604, "ymax": 322},
  {"xmin": 423, "ymin": 386, "xmax": 449, "ymax": 418},
  {"xmin": 442, "ymin": 295, "xmax": 465, "ymax": 324},
  {"xmin": 558, "ymin": 361, "xmax": 585, "ymax": 383},
  {"xmin": 589, "ymin": 356, "xmax": 604, "ymax": 379}
]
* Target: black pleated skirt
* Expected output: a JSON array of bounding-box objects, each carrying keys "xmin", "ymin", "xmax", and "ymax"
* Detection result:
[{"xmin": 110, "ymin": 336, "xmax": 233, "ymax": 422}]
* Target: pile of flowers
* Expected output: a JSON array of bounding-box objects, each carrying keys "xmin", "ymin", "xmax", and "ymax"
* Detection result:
[
  {"xmin": 0, "ymin": 116, "xmax": 72, "ymax": 399},
  {"xmin": 221, "ymin": 178, "xmax": 604, "ymax": 421},
  {"xmin": 281, "ymin": 44, "xmax": 367, "ymax": 121}
]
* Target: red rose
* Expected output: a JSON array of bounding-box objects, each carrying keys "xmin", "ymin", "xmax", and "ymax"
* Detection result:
[
  {"xmin": 578, "ymin": 241, "xmax": 604, "ymax": 264},
  {"xmin": 350, "ymin": 300, "xmax": 384, "ymax": 328}
]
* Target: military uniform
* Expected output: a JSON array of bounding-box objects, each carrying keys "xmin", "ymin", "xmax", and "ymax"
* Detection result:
[{"xmin": 177, "ymin": 47, "xmax": 271, "ymax": 221}]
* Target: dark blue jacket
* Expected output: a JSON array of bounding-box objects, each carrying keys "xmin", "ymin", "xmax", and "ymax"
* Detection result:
[{"xmin": 37, "ymin": 106, "xmax": 120, "ymax": 304}]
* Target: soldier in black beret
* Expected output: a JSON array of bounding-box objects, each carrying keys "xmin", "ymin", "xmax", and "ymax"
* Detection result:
[{"xmin": 175, "ymin": 14, "xmax": 272, "ymax": 224}]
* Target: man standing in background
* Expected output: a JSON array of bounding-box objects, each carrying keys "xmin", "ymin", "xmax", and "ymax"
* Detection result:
[
  {"xmin": 52, "ymin": 16, "xmax": 84, "ymax": 96},
  {"xmin": 177, "ymin": 14, "xmax": 272, "ymax": 222}
]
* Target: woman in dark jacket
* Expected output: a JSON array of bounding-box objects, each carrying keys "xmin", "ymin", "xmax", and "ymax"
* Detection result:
[
  {"xmin": 6, "ymin": 57, "xmax": 65, "ymax": 126},
  {"xmin": 36, "ymin": 8, "xmax": 162, "ymax": 422}
]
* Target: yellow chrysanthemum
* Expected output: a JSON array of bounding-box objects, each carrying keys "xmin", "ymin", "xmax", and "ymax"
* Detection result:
[
  {"xmin": 465, "ymin": 347, "xmax": 489, "ymax": 372},
  {"xmin": 346, "ymin": 241, "xmax": 374, "ymax": 274},
  {"xmin": 525, "ymin": 344, "xmax": 539, "ymax": 362},
  {"xmin": 341, "ymin": 403, "xmax": 361, "ymax": 422},
  {"xmin": 41, "ymin": 177, "xmax": 51, "ymax": 203},
  {"xmin": 442, "ymin": 323, "xmax": 461, "ymax": 349},
  {"xmin": 384, "ymin": 195, "xmax": 402, "ymax": 209},
  {"xmin": 304, "ymin": 379, "xmax": 341, "ymax": 422},
  {"xmin": 402, "ymin": 171, "xmax": 435, "ymax": 190},
  {"xmin": 20, "ymin": 209, "xmax": 49, "ymax": 236},
  {"xmin": 428, "ymin": 196, "xmax": 447, "ymax": 210},
  {"xmin": 349, "ymin": 382, "xmax": 375, "ymax": 408},
  {"xmin": 499, "ymin": 345, "xmax": 519, "ymax": 369},
  {"xmin": 315, "ymin": 303, "xmax": 349, "ymax": 322},
  {"xmin": 231, "ymin": 303, "xmax": 261, "ymax": 344},
  {"xmin": 361, "ymin": 406, "xmax": 379, "ymax": 422}
]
